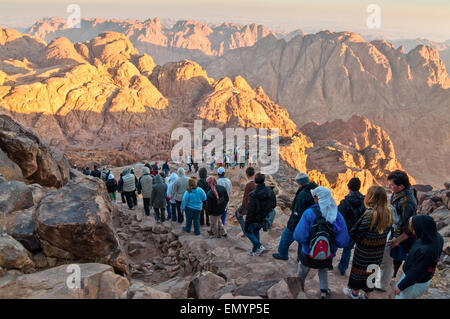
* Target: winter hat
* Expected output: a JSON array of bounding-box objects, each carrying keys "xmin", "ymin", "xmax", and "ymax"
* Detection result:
[
  {"xmin": 295, "ymin": 173, "xmax": 309, "ymax": 185},
  {"xmin": 217, "ymin": 167, "xmax": 226, "ymax": 175},
  {"xmin": 348, "ymin": 177, "xmax": 361, "ymax": 192},
  {"xmin": 108, "ymin": 174, "xmax": 114, "ymax": 180}
]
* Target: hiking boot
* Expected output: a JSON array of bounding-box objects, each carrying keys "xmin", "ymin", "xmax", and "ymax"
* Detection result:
[
  {"xmin": 320, "ymin": 289, "xmax": 331, "ymax": 299},
  {"xmin": 272, "ymin": 253, "xmax": 289, "ymax": 261}
]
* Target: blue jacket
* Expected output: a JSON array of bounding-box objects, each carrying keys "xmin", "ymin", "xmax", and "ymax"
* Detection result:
[
  {"xmin": 181, "ymin": 188, "xmax": 207, "ymax": 211},
  {"xmin": 294, "ymin": 204, "xmax": 349, "ymax": 257}
]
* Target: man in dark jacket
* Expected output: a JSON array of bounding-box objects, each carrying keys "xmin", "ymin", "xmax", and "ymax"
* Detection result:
[
  {"xmin": 273, "ymin": 173, "xmax": 317, "ymax": 261},
  {"xmin": 90, "ymin": 165, "xmax": 101, "ymax": 179},
  {"xmin": 337, "ymin": 177, "xmax": 366, "ymax": 275},
  {"xmin": 395, "ymin": 215, "xmax": 443, "ymax": 299},
  {"xmin": 245, "ymin": 173, "xmax": 276, "ymax": 256},
  {"xmin": 83, "ymin": 167, "xmax": 91, "ymax": 176},
  {"xmin": 235, "ymin": 167, "xmax": 256, "ymax": 233},
  {"xmin": 197, "ymin": 167, "xmax": 210, "ymax": 226},
  {"xmin": 387, "ymin": 170, "xmax": 417, "ymax": 278}
]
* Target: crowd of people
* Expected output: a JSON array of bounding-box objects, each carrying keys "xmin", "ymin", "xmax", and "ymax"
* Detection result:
[{"xmin": 79, "ymin": 161, "xmax": 443, "ymax": 300}]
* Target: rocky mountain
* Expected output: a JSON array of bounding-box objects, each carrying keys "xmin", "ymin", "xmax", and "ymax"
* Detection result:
[
  {"xmin": 205, "ymin": 31, "xmax": 450, "ymax": 187},
  {"xmin": 26, "ymin": 17, "xmax": 286, "ymax": 66},
  {"xmin": 0, "ymin": 29, "xmax": 408, "ymax": 201}
]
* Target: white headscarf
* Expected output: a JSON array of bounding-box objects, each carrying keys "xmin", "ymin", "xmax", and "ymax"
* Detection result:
[{"xmin": 310, "ymin": 186, "xmax": 338, "ymax": 224}]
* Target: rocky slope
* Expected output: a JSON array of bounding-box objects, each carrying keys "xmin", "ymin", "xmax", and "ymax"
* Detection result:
[
  {"xmin": 205, "ymin": 31, "xmax": 450, "ymax": 188},
  {"xmin": 0, "ymin": 29, "xmax": 410, "ymax": 201},
  {"xmin": 26, "ymin": 17, "xmax": 284, "ymax": 66}
]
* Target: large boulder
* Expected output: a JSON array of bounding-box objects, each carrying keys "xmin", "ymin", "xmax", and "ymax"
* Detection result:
[
  {"xmin": 34, "ymin": 176, "xmax": 129, "ymax": 274},
  {"xmin": 187, "ymin": 271, "xmax": 227, "ymax": 299},
  {"xmin": 0, "ymin": 232, "xmax": 35, "ymax": 273},
  {"xmin": 0, "ymin": 114, "xmax": 70, "ymax": 188},
  {"xmin": 0, "ymin": 180, "xmax": 34, "ymax": 215},
  {"xmin": 121, "ymin": 280, "xmax": 172, "ymax": 299},
  {"xmin": 8, "ymin": 208, "xmax": 40, "ymax": 252},
  {"xmin": 0, "ymin": 263, "xmax": 129, "ymax": 299}
]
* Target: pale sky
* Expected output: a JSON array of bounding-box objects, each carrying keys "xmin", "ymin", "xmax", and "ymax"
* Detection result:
[{"xmin": 1, "ymin": 0, "xmax": 449, "ymax": 42}]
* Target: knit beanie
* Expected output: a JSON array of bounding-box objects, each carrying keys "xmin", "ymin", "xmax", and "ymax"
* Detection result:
[{"xmin": 295, "ymin": 173, "xmax": 309, "ymax": 185}]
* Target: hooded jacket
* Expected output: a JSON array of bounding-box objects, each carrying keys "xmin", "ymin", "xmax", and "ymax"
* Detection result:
[
  {"xmin": 287, "ymin": 182, "xmax": 318, "ymax": 232},
  {"xmin": 197, "ymin": 168, "xmax": 210, "ymax": 195},
  {"xmin": 245, "ymin": 183, "xmax": 276, "ymax": 227},
  {"xmin": 294, "ymin": 203, "xmax": 349, "ymax": 258},
  {"xmin": 391, "ymin": 187, "xmax": 417, "ymax": 252},
  {"xmin": 397, "ymin": 215, "xmax": 444, "ymax": 291},
  {"xmin": 166, "ymin": 173, "xmax": 178, "ymax": 203},
  {"xmin": 207, "ymin": 184, "xmax": 229, "ymax": 216},
  {"xmin": 138, "ymin": 167, "xmax": 153, "ymax": 198},
  {"xmin": 170, "ymin": 167, "xmax": 189, "ymax": 202},
  {"xmin": 151, "ymin": 174, "xmax": 168, "ymax": 209},
  {"xmin": 338, "ymin": 191, "xmax": 365, "ymax": 232}
]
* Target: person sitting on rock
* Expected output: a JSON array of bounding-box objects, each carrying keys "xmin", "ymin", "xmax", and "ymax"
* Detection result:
[
  {"xmin": 217, "ymin": 167, "xmax": 232, "ymax": 227},
  {"xmin": 394, "ymin": 215, "xmax": 443, "ymax": 299},
  {"xmin": 235, "ymin": 166, "xmax": 256, "ymax": 234},
  {"xmin": 294, "ymin": 186, "xmax": 349, "ymax": 299},
  {"xmin": 197, "ymin": 167, "xmax": 211, "ymax": 226},
  {"xmin": 118, "ymin": 169, "xmax": 137, "ymax": 210},
  {"xmin": 90, "ymin": 165, "xmax": 101, "ymax": 179},
  {"xmin": 245, "ymin": 173, "xmax": 277, "ymax": 256},
  {"xmin": 181, "ymin": 178, "xmax": 207, "ymax": 235},
  {"xmin": 337, "ymin": 177, "xmax": 366, "ymax": 275},
  {"xmin": 170, "ymin": 167, "xmax": 189, "ymax": 223},
  {"xmin": 206, "ymin": 176, "xmax": 229, "ymax": 238},
  {"xmin": 106, "ymin": 174, "xmax": 117, "ymax": 202},
  {"xmin": 343, "ymin": 186, "xmax": 393, "ymax": 299},
  {"xmin": 273, "ymin": 173, "xmax": 317, "ymax": 262},
  {"xmin": 137, "ymin": 166, "xmax": 153, "ymax": 217},
  {"xmin": 151, "ymin": 174, "xmax": 168, "ymax": 223}
]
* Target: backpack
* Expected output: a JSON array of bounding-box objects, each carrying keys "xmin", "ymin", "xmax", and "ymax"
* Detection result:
[
  {"xmin": 308, "ymin": 207, "xmax": 336, "ymax": 260},
  {"xmin": 262, "ymin": 209, "xmax": 276, "ymax": 232}
]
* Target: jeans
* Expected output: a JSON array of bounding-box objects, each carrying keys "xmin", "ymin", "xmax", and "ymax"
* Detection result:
[
  {"xmin": 246, "ymin": 223, "xmax": 262, "ymax": 252},
  {"xmin": 187, "ymin": 164, "xmax": 192, "ymax": 173},
  {"xmin": 221, "ymin": 207, "xmax": 228, "ymax": 226},
  {"xmin": 184, "ymin": 207, "xmax": 201, "ymax": 235},
  {"xmin": 395, "ymin": 274, "xmax": 431, "ymax": 299},
  {"xmin": 297, "ymin": 261, "xmax": 329, "ymax": 292},
  {"xmin": 154, "ymin": 207, "xmax": 166, "ymax": 222},
  {"xmin": 167, "ymin": 201, "xmax": 172, "ymax": 219},
  {"xmin": 338, "ymin": 240, "xmax": 355, "ymax": 274},
  {"xmin": 170, "ymin": 202, "xmax": 177, "ymax": 221},
  {"xmin": 143, "ymin": 197, "xmax": 151, "ymax": 216},
  {"xmin": 108, "ymin": 192, "xmax": 116, "ymax": 201},
  {"xmin": 164, "ymin": 169, "xmax": 169, "ymax": 177},
  {"xmin": 234, "ymin": 207, "xmax": 245, "ymax": 233},
  {"xmin": 277, "ymin": 227, "xmax": 301, "ymax": 261},
  {"xmin": 175, "ymin": 200, "xmax": 184, "ymax": 223}
]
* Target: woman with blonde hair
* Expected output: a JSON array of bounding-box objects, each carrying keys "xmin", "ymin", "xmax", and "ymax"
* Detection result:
[{"xmin": 343, "ymin": 185, "xmax": 394, "ymax": 299}]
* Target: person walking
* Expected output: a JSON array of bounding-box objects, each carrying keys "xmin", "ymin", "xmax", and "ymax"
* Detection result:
[
  {"xmin": 197, "ymin": 167, "xmax": 210, "ymax": 226},
  {"xmin": 137, "ymin": 166, "xmax": 153, "ymax": 217},
  {"xmin": 162, "ymin": 160, "xmax": 170, "ymax": 177},
  {"xmin": 151, "ymin": 174, "xmax": 168, "ymax": 222},
  {"xmin": 118, "ymin": 169, "xmax": 137, "ymax": 210},
  {"xmin": 235, "ymin": 167, "xmax": 256, "ymax": 233},
  {"xmin": 170, "ymin": 167, "xmax": 189, "ymax": 223},
  {"xmin": 206, "ymin": 176, "xmax": 229, "ymax": 238},
  {"xmin": 181, "ymin": 178, "xmax": 207, "ymax": 235},
  {"xmin": 245, "ymin": 173, "xmax": 277, "ymax": 256},
  {"xmin": 217, "ymin": 167, "xmax": 232, "ymax": 226},
  {"xmin": 343, "ymin": 186, "xmax": 394, "ymax": 299},
  {"xmin": 337, "ymin": 177, "xmax": 366, "ymax": 275},
  {"xmin": 273, "ymin": 173, "xmax": 318, "ymax": 262},
  {"xmin": 394, "ymin": 215, "xmax": 443, "ymax": 299},
  {"xmin": 294, "ymin": 186, "xmax": 349, "ymax": 299},
  {"xmin": 106, "ymin": 174, "xmax": 117, "ymax": 202}
]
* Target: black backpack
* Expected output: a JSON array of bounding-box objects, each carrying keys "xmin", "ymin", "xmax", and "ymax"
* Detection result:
[{"xmin": 308, "ymin": 207, "xmax": 336, "ymax": 260}]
